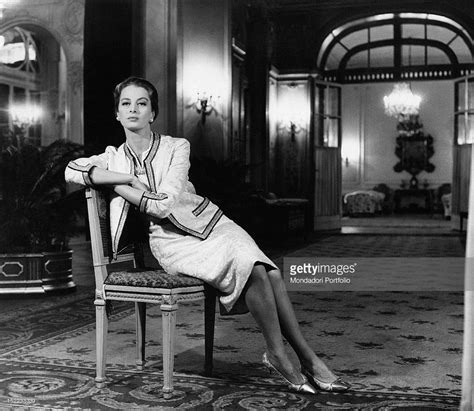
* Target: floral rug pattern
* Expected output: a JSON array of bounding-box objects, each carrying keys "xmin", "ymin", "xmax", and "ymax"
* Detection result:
[{"xmin": 0, "ymin": 234, "xmax": 465, "ymax": 409}]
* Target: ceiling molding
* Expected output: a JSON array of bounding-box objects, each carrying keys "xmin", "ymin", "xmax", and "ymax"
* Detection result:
[{"xmin": 269, "ymin": 0, "xmax": 437, "ymax": 13}]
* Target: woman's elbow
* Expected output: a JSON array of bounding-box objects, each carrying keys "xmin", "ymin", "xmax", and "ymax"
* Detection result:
[{"xmin": 142, "ymin": 194, "xmax": 178, "ymax": 219}]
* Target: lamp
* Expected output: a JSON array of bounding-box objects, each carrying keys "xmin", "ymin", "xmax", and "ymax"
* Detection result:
[
  {"xmin": 278, "ymin": 110, "xmax": 305, "ymax": 142},
  {"xmin": 289, "ymin": 121, "xmax": 300, "ymax": 142},
  {"xmin": 0, "ymin": 0, "xmax": 18, "ymax": 19},
  {"xmin": 9, "ymin": 102, "xmax": 42, "ymax": 146},
  {"xmin": 383, "ymin": 41, "xmax": 422, "ymax": 120},
  {"xmin": 10, "ymin": 103, "xmax": 42, "ymax": 128},
  {"xmin": 277, "ymin": 119, "xmax": 304, "ymax": 142},
  {"xmin": 276, "ymin": 82, "xmax": 309, "ymax": 141},
  {"xmin": 195, "ymin": 92, "xmax": 216, "ymax": 124}
]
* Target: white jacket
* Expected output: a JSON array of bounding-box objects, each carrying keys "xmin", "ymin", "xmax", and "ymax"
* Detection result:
[{"xmin": 65, "ymin": 133, "xmax": 223, "ymax": 258}]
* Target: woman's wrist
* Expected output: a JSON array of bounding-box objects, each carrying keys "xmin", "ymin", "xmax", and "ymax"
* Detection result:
[
  {"xmin": 89, "ymin": 167, "xmax": 135, "ymax": 186},
  {"xmin": 129, "ymin": 175, "xmax": 138, "ymax": 186}
]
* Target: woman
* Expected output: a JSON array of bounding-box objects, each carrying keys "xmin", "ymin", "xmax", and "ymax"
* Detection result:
[{"xmin": 65, "ymin": 77, "xmax": 349, "ymax": 394}]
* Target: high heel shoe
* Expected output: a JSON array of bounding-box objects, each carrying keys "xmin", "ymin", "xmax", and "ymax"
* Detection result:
[
  {"xmin": 301, "ymin": 367, "xmax": 350, "ymax": 392},
  {"xmin": 262, "ymin": 352, "xmax": 317, "ymax": 394}
]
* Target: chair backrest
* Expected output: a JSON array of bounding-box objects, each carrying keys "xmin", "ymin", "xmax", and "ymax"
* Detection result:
[
  {"xmin": 373, "ymin": 183, "xmax": 393, "ymax": 200},
  {"xmin": 437, "ymin": 183, "xmax": 451, "ymax": 200},
  {"xmin": 85, "ymin": 187, "xmax": 136, "ymax": 291}
]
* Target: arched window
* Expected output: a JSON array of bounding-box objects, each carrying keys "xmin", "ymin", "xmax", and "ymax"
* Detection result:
[
  {"xmin": 0, "ymin": 26, "xmax": 39, "ymax": 73},
  {"xmin": 0, "ymin": 25, "xmax": 65, "ymax": 147},
  {"xmin": 318, "ymin": 13, "xmax": 474, "ymax": 83}
]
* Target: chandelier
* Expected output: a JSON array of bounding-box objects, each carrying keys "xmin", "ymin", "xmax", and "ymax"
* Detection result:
[
  {"xmin": 383, "ymin": 82, "xmax": 422, "ymax": 119},
  {"xmin": 10, "ymin": 103, "xmax": 43, "ymax": 128}
]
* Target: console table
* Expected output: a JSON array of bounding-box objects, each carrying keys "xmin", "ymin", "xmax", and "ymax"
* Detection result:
[
  {"xmin": 394, "ymin": 189, "xmax": 435, "ymax": 214},
  {"xmin": 264, "ymin": 198, "xmax": 309, "ymax": 240}
]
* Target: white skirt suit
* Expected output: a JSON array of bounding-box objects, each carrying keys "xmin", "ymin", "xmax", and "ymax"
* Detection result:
[{"xmin": 65, "ymin": 133, "xmax": 276, "ymax": 312}]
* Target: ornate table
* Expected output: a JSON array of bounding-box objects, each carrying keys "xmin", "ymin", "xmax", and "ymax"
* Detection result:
[{"xmin": 394, "ymin": 189, "xmax": 435, "ymax": 214}]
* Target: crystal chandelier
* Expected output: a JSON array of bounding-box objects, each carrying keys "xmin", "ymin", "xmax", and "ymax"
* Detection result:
[
  {"xmin": 383, "ymin": 82, "xmax": 421, "ymax": 119},
  {"xmin": 384, "ymin": 40, "xmax": 422, "ymax": 119},
  {"xmin": 10, "ymin": 103, "xmax": 43, "ymax": 128}
]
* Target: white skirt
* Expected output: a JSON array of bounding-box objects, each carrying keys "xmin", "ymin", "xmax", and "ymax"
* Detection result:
[{"xmin": 148, "ymin": 215, "xmax": 277, "ymax": 312}]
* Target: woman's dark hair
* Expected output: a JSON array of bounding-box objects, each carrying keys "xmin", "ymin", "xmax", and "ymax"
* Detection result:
[{"xmin": 113, "ymin": 77, "xmax": 159, "ymax": 120}]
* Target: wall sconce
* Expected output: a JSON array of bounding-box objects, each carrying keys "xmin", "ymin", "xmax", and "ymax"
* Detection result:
[
  {"xmin": 196, "ymin": 92, "xmax": 218, "ymax": 124},
  {"xmin": 276, "ymin": 82, "xmax": 308, "ymax": 142},
  {"xmin": 341, "ymin": 137, "xmax": 359, "ymax": 169},
  {"xmin": 278, "ymin": 119, "xmax": 304, "ymax": 142},
  {"xmin": 289, "ymin": 121, "xmax": 300, "ymax": 142}
]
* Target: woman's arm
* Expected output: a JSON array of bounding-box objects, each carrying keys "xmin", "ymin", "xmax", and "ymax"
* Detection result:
[
  {"xmin": 112, "ymin": 176, "xmax": 149, "ymax": 207},
  {"xmin": 108, "ymin": 139, "xmax": 191, "ymax": 217},
  {"xmin": 65, "ymin": 146, "xmax": 118, "ymax": 187},
  {"xmin": 112, "ymin": 184, "xmax": 145, "ymax": 207},
  {"xmin": 89, "ymin": 166, "xmax": 134, "ymax": 186},
  {"xmin": 139, "ymin": 139, "xmax": 191, "ymax": 218}
]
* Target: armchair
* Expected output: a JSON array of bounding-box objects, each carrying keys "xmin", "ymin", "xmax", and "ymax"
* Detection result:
[
  {"xmin": 437, "ymin": 183, "xmax": 452, "ymax": 218},
  {"xmin": 373, "ymin": 183, "xmax": 394, "ymax": 214}
]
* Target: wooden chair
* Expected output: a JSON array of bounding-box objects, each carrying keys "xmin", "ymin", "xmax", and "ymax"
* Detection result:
[
  {"xmin": 373, "ymin": 183, "xmax": 394, "ymax": 214},
  {"xmin": 85, "ymin": 187, "xmax": 216, "ymax": 398}
]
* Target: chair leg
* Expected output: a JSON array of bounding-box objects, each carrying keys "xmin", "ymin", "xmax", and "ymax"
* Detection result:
[
  {"xmin": 135, "ymin": 302, "xmax": 146, "ymax": 370},
  {"xmin": 160, "ymin": 301, "xmax": 177, "ymax": 399},
  {"xmin": 204, "ymin": 285, "xmax": 216, "ymax": 376},
  {"xmin": 95, "ymin": 298, "xmax": 108, "ymax": 388}
]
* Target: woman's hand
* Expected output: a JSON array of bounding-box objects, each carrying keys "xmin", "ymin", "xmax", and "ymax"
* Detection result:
[
  {"xmin": 113, "ymin": 183, "xmax": 146, "ymax": 208},
  {"xmin": 130, "ymin": 175, "xmax": 149, "ymax": 191}
]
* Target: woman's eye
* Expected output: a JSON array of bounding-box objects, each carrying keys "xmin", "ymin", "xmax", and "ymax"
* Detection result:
[
  {"xmin": 121, "ymin": 102, "xmax": 130, "ymax": 106},
  {"xmin": 139, "ymin": 102, "xmax": 147, "ymax": 106}
]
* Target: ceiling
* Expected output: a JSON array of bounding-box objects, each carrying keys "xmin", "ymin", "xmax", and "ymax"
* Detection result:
[{"xmin": 262, "ymin": 0, "xmax": 474, "ymax": 80}]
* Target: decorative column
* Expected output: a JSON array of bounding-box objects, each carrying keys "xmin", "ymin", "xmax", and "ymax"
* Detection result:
[
  {"xmin": 245, "ymin": 2, "xmax": 272, "ymax": 190},
  {"xmin": 143, "ymin": 0, "xmax": 177, "ymax": 135},
  {"xmin": 176, "ymin": 0, "xmax": 232, "ymax": 161}
]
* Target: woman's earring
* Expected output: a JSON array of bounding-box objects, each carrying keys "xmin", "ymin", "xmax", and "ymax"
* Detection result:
[{"xmin": 149, "ymin": 118, "xmax": 153, "ymax": 123}]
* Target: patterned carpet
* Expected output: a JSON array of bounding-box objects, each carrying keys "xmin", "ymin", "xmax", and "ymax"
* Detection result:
[{"xmin": 0, "ymin": 234, "xmax": 465, "ymax": 410}]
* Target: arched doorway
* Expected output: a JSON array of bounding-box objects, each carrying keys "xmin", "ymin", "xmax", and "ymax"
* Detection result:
[
  {"xmin": 0, "ymin": 24, "xmax": 67, "ymax": 148},
  {"xmin": 317, "ymin": 12, "xmax": 474, "ymax": 230}
]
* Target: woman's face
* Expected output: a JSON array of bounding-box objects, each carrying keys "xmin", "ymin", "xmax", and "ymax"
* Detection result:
[{"xmin": 117, "ymin": 85, "xmax": 155, "ymax": 132}]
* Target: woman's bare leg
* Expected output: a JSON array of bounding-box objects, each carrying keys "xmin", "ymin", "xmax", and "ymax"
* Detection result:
[
  {"xmin": 266, "ymin": 267, "xmax": 337, "ymax": 381},
  {"xmin": 244, "ymin": 264, "xmax": 305, "ymax": 384}
]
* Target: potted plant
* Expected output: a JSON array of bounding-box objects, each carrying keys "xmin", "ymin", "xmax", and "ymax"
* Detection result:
[{"xmin": 0, "ymin": 133, "xmax": 84, "ymax": 293}]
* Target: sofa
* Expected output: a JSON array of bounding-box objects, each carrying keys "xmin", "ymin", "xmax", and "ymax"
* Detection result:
[{"xmin": 343, "ymin": 190, "xmax": 385, "ymax": 216}]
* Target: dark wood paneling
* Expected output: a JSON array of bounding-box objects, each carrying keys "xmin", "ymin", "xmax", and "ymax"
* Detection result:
[
  {"xmin": 452, "ymin": 144, "xmax": 471, "ymax": 214},
  {"xmin": 314, "ymin": 147, "xmax": 341, "ymax": 216},
  {"xmin": 278, "ymin": 132, "xmax": 309, "ymax": 198},
  {"xmin": 84, "ymin": 0, "xmax": 140, "ymax": 151},
  {"xmin": 246, "ymin": 4, "xmax": 272, "ymax": 190}
]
